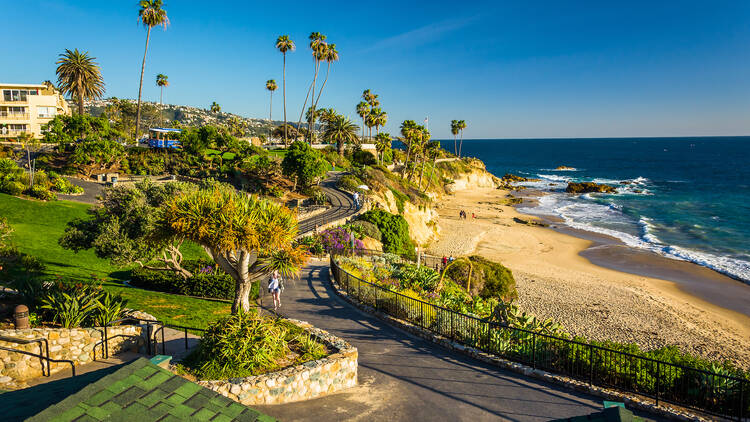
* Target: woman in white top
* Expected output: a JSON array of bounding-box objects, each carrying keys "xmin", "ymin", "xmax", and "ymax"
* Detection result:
[{"xmin": 268, "ymin": 270, "xmax": 282, "ymax": 310}]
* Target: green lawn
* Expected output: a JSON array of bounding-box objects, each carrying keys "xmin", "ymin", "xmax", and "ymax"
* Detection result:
[
  {"xmin": 205, "ymin": 149, "xmax": 236, "ymax": 160},
  {"xmin": 0, "ymin": 193, "xmax": 229, "ymax": 328}
]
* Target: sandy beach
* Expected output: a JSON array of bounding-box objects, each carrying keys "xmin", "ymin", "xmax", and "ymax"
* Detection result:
[{"xmin": 427, "ymin": 186, "xmax": 750, "ymax": 368}]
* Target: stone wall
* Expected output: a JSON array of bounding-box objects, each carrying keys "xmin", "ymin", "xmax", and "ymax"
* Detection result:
[
  {"xmin": 0, "ymin": 325, "xmax": 143, "ymax": 383},
  {"xmin": 195, "ymin": 319, "xmax": 357, "ymax": 405}
]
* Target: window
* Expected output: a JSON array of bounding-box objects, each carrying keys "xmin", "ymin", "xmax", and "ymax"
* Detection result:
[
  {"xmin": 28, "ymin": 89, "xmax": 37, "ymax": 95},
  {"xmin": 2, "ymin": 89, "xmax": 28, "ymax": 101},
  {"xmin": 38, "ymin": 106, "xmax": 55, "ymax": 118}
]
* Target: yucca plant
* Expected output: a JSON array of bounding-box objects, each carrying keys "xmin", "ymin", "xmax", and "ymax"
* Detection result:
[
  {"xmin": 295, "ymin": 333, "xmax": 327, "ymax": 361},
  {"xmin": 40, "ymin": 291, "xmax": 98, "ymax": 328},
  {"xmin": 92, "ymin": 291, "xmax": 129, "ymax": 327}
]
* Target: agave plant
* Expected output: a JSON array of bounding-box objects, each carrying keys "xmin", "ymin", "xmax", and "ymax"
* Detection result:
[
  {"xmin": 92, "ymin": 291, "xmax": 129, "ymax": 327},
  {"xmin": 40, "ymin": 291, "xmax": 98, "ymax": 328}
]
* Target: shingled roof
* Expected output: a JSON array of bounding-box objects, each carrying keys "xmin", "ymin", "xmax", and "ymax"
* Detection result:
[{"xmin": 0, "ymin": 357, "xmax": 275, "ymax": 422}]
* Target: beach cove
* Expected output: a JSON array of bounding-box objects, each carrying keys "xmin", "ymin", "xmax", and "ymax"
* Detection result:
[{"xmin": 427, "ymin": 185, "xmax": 750, "ymax": 368}]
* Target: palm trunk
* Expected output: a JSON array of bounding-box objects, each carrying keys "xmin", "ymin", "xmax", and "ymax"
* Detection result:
[
  {"xmin": 459, "ymin": 130, "xmax": 464, "ymax": 158},
  {"xmin": 297, "ymin": 60, "xmax": 318, "ymax": 140},
  {"xmin": 454, "ymin": 135, "xmax": 457, "ymax": 155},
  {"xmin": 159, "ymin": 86, "xmax": 164, "ymax": 126},
  {"xmin": 282, "ymin": 53, "xmax": 288, "ymax": 145},
  {"xmin": 418, "ymin": 156, "xmax": 426, "ymax": 190},
  {"xmin": 135, "ymin": 26, "xmax": 152, "ymax": 143},
  {"xmin": 268, "ymin": 91, "xmax": 273, "ymax": 141},
  {"xmin": 361, "ymin": 118, "xmax": 365, "ymax": 141},
  {"xmin": 428, "ymin": 153, "xmax": 437, "ymax": 186},
  {"xmin": 312, "ymin": 62, "xmax": 330, "ymax": 112}
]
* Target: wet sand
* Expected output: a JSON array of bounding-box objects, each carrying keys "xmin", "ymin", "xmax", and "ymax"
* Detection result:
[{"xmin": 427, "ymin": 186, "xmax": 750, "ymax": 368}]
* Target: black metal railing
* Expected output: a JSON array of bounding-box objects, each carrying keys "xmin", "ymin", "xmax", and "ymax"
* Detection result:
[
  {"xmin": 94, "ymin": 317, "xmax": 206, "ymax": 360},
  {"xmin": 330, "ymin": 255, "xmax": 749, "ymax": 421},
  {"xmin": 0, "ymin": 335, "xmax": 76, "ymax": 377}
]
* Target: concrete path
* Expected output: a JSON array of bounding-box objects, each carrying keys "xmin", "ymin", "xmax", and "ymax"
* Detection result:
[
  {"xmin": 254, "ymin": 261, "xmax": 607, "ymax": 422},
  {"xmin": 297, "ymin": 173, "xmax": 358, "ymax": 235}
]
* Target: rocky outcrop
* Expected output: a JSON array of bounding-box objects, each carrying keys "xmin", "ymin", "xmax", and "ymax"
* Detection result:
[
  {"xmin": 496, "ymin": 174, "xmax": 539, "ymax": 190},
  {"xmin": 565, "ymin": 182, "xmax": 617, "ymax": 194},
  {"xmin": 445, "ymin": 169, "xmax": 499, "ymax": 193},
  {"xmin": 370, "ymin": 189, "xmax": 440, "ymax": 246},
  {"xmin": 555, "ymin": 166, "xmax": 576, "ymax": 171}
]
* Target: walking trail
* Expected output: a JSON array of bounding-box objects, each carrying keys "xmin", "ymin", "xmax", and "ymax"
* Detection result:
[{"xmin": 255, "ymin": 260, "xmax": 614, "ymax": 422}]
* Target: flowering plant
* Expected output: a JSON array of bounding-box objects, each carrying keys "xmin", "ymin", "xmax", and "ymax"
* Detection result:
[{"xmin": 319, "ymin": 226, "xmax": 364, "ymax": 254}]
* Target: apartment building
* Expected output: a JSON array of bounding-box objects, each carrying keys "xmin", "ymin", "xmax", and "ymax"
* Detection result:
[{"xmin": 0, "ymin": 82, "xmax": 71, "ymax": 140}]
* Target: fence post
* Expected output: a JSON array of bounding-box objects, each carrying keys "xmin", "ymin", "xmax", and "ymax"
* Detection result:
[
  {"xmin": 532, "ymin": 332, "xmax": 536, "ymax": 369},
  {"xmin": 357, "ymin": 278, "xmax": 361, "ymax": 302},
  {"xmin": 450, "ymin": 311, "xmax": 454, "ymax": 340},
  {"xmin": 375, "ymin": 287, "xmax": 378, "ymax": 311},
  {"xmin": 655, "ymin": 361, "xmax": 660, "ymax": 407},
  {"xmin": 738, "ymin": 379, "xmax": 743, "ymax": 421},
  {"xmin": 421, "ymin": 301, "xmax": 424, "ymax": 328},
  {"xmin": 589, "ymin": 344, "xmax": 594, "ymax": 386}
]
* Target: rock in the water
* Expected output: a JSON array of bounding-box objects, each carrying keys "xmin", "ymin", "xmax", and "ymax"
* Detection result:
[
  {"xmin": 565, "ymin": 182, "xmax": 617, "ymax": 194},
  {"xmin": 555, "ymin": 166, "xmax": 576, "ymax": 171}
]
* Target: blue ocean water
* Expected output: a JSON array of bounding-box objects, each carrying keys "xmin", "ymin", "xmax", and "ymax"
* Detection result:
[{"xmin": 439, "ymin": 137, "xmax": 750, "ymax": 282}]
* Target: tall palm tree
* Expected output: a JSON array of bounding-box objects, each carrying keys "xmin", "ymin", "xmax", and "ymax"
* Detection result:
[
  {"xmin": 275, "ymin": 35, "xmax": 295, "ymax": 145},
  {"xmin": 156, "ymin": 73, "xmax": 168, "ymax": 126},
  {"xmin": 399, "ymin": 120, "xmax": 419, "ymax": 177},
  {"xmin": 324, "ymin": 114, "xmax": 359, "ymax": 156},
  {"xmin": 356, "ymin": 101, "xmax": 370, "ymax": 141},
  {"xmin": 135, "ymin": 0, "xmax": 169, "ymax": 142},
  {"xmin": 265, "ymin": 79, "xmax": 277, "ymax": 141},
  {"xmin": 373, "ymin": 109, "xmax": 387, "ymax": 136},
  {"xmin": 55, "ymin": 48, "xmax": 105, "ymax": 116},
  {"xmin": 312, "ymin": 43, "xmax": 339, "ymax": 115},
  {"xmin": 450, "ymin": 120, "xmax": 459, "ymax": 155},
  {"xmin": 297, "ymin": 32, "xmax": 327, "ymax": 140},
  {"xmin": 210, "ymin": 102, "xmax": 221, "ymax": 113},
  {"xmin": 457, "ymin": 120, "xmax": 467, "ymax": 157}
]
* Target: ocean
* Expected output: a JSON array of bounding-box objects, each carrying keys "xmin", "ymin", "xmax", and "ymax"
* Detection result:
[{"xmin": 439, "ymin": 137, "xmax": 750, "ymax": 283}]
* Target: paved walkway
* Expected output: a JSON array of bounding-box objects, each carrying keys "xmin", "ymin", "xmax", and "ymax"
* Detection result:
[
  {"xmin": 297, "ymin": 173, "xmax": 358, "ymax": 235},
  {"xmin": 254, "ymin": 261, "xmax": 607, "ymax": 422}
]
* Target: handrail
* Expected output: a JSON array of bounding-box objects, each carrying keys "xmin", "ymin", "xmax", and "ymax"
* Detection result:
[
  {"xmin": 330, "ymin": 254, "xmax": 749, "ymax": 421},
  {"xmin": 95, "ymin": 317, "xmax": 206, "ymax": 360},
  {"xmin": 0, "ymin": 335, "xmax": 75, "ymax": 377}
]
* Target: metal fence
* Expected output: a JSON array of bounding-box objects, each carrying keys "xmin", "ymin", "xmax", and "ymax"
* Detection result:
[{"xmin": 330, "ymin": 255, "xmax": 748, "ymax": 421}]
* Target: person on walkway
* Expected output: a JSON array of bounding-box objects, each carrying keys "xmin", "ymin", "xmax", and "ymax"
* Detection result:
[
  {"xmin": 353, "ymin": 191, "xmax": 360, "ymax": 209},
  {"xmin": 442, "ymin": 255, "xmax": 448, "ymax": 270},
  {"xmin": 448, "ymin": 255, "xmax": 455, "ymax": 264},
  {"xmin": 268, "ymin": 270, "xmax": 282, "ymax": 311}
]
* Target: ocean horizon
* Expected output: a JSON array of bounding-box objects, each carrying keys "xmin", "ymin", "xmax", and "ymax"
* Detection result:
[{"xmin": 438, "ymin": 136, "xmax": 750, "ymax": 283}]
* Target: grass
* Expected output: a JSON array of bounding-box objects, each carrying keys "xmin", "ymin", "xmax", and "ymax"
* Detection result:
[
  {"xmin": 0, "ymin": 193, "xmax": 230, "ymax": 329},
  {"xmin": 204, "ymin": 149, "xmax": 236, "ymax": 160}
]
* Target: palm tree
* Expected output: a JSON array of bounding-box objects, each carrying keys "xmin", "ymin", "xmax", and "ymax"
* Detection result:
[
  {"xmin": 210, "ymin": 102, "xmax": 221, "ymax": 113},
  {"xmin": 55, "ymin": 48, "xmax": 105, "ymax": 116},
  {"xmin": 450, "ymin": 120, "xmax": 459, "ymax": 155},
  {"xmin": 374, "ymin": 132, "xmax": 391, "ymax": 165},
  {"xmin": 400, "ymin": 120, "xmax": 418, "ymax": 174},
  {"xmin": 156, "ymin": 74, "xmax": 168, "ymax": 126},
  {"xmin": 265, "ymin": 79, "xmax": 277, "ymax": 141},
  {"xmin": 312, "ymin": 43, "xmax": 339, "ymax": 116},
  {"xmin": 356, "ymin": 101, "xmax": 370, "ymax": 141},
  {"xmin": 324, "ymin": 114, "xmax": 359, "ymax": 156},
  {"xmin": 135, "ymin": 0, "xmax": 169, "ymax": 142},
  {"xmin": 457, "ymin": 119, "xmax": 467, "ymax": 157},
  {"xmin": 297, "ymin": 32, "xmax": 327, "ymax": 141},
  {"xmin": 373, "ymin": 109, "xmax": 387, "ymax": 136},
  {"xmin": 275, "ymin": 35, "xmax": 295, "ymax": 145}
]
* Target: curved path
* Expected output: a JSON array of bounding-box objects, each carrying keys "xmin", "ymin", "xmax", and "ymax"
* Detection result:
[
  {"xmin": 297, "ymin": 173, "xmax": 358, "ymax": 235},
  {"xmin": 255, "ymin": 261, "xmax": 617, "ymax": 422}
]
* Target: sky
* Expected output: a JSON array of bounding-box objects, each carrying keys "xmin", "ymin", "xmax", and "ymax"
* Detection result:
[{"xmin": 3, "ymin": 0, "xmax": 750, "ymax": 139}]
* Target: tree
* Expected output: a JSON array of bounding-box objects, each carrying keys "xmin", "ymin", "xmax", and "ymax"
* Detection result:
[
  {"xmin": 70, "ymin": 138, "xmax": 125, "ymax": 176},
  {"xmin": 42, "ymin": 114, "xmax": 123, "ymax": 145},
  {"xmin": 55, "ymin": 48, "xmax": 105, "ymax": 116},
  {"xmin": 356, "ymin": 101, "xmax": 370, "ymax": 141},
  {"xmin": 265, "ymin": 79, "xmax": 277, "ymax": 140},
  {"xmin": 272, "ymin": 124, "xmax": 299, "ymax": 141},
  {"xmin": 135, "ymin": 0, "xmax": 169, "ymax": 142},
  {"xmin": 324, "ymin": 114, "xmax": 359, "ymax": 156},
  {"xmin": 281, "ymin": 140, "xmax": 328, "ymax": 189},
  {"xmin": 399, "ymin": 120, "xmax": 418, "ymax": 176},
  {"xmin": 161, "ymin": 186, "xmax": 308, "ymax": 313},
  {"xmin": 60, "ymin": 181, "xmax": 195, "ymax": 279},
  {"xmin": 105, "ymin": 98, "xmax": 160, "ymax": 139},
  {"xmin": 450, "ymin": 120, "xmax": 459, "ymax": 155},
  {"xmin": 311, "ymin": 43, "xmax": 339, "ymax": 123},
  {"xmin": 18, "ymin": 133, "xmax": 40, "ymax": 188},
  {"xmin": 210, "ymin": 102, "xmax": 221, "ymax": 113},
  {"xmin": 297, "ymin": 33, "xmax": 327, "ymax": 141},
  {"xmin": 425, "ymin": 140, "xmax": 441, "ymax": 188},
  {"xmin": 156, "ymin": 73, "xmax": 169, "ymax": 126},
  {"xmin": 371, "ymin": 108, "xmax": 387, "ymax": 136},
  {"xmin": 275, "ymin": 35, "xmax": 295, "ymax": 145},
  {"xmin": 374, "ymin": 132, "xmax": 391, "ymax": 165},
  {"xmin": 457, "ymin": 119, "xmax": 467, "ymax": 157}
]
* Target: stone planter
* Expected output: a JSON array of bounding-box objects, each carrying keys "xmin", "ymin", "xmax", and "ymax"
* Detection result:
[
  {"xmin": 194, "ymin": 319, "xmax": 357, "ymax": 405},
  {"xmin": 0, "ymin": 325, "xmax": 144, "ymax": 383}
]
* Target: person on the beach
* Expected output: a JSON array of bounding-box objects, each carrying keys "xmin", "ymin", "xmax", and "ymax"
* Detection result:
[
  {"xmin": 448, "ymin": 255, "xmax": 455, "ymax": 264},
  {"xmin": 472, "ymin": 212, "xmax": 476, "ymax": 219},
  {"xmin": 442, "ymin": 255, "xmax": 448, "ymax": 269},
  {"xmin": 268, "ymin": 270, "xmax": 282, "ymax": 311}
]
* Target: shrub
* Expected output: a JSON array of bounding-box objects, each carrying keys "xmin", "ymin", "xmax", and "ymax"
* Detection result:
[
  {"xmin": 352, "ymin": 150, "xmax": 376, "ymax": 166},
  {"xmin": 346, "ymin": 220, "xmax": 382, "ymax": 242},
  {"xmin": 337, "ymin": 174, "xmax": 363, "ymax": 192},
  {"xmin": 296, "ymin": 235, "xmax": 325, "ymax": 256},
  {"xmin": 319, "ymin": 227, "xmax": 364, "ymax": 254},
  {"xmin": 281, "ymin": 141, "xmax": 328, "ymax": 188},
  {"xmin": 51, "ymin": 176, "xmax": 84, "ymax": 194},
  {"xmin": 128, "ymin": 259, "xmax": 244, "ymax": 300},
  {"xmin": 446, "ymin": 255, "xmax": 517, "ymax": 301},
  {"xmin": 264, "ymin": 185, "xmax": 284, "ymax": 198},
  {"xmin": 358, "ymin": 209, "xmax": 415, "ymax": 259},
  {"xmin": 1, "ymin": 180, "xmax": 24, "ymax": 196},
  {"xmin": 40, "ymin": 290, "xmax": 98, "ymax": 328},
  {"xmin": 187, "ymin": 311, "xmax": 292, "ymax": 378},
  {"xmin": 27, "ymin": 185, "xmax": 57, "ymax": 201},
  {"xmin": 92, "ymin": 291, "xmax": 129, "ymax": 327}
]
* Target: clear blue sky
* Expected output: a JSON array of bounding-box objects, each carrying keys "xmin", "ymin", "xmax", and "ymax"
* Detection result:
[{"xmin": 3, "ymin": 0, "xmax": 750, "ymax": 139}]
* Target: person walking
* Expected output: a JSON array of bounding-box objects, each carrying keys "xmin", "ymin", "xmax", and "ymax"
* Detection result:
[
  {"xmin": 268, "ymin": 270, "xmax": 282, "ymax": 311},
  {"xmin": 442, "ymin": 255, "xmax": 448, "ymax": 270},
  {"xmin": 353, "ymin": 191, "xmax": 360, "ymax": 209}
]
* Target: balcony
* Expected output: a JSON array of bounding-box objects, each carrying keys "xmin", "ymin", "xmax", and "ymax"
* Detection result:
[
  {"xmin": 0, "ymin": 112, "xmax": 30, "ymax": 120},
  {"xmin": 0, "ymin": 129, "xmax": 30, "ymax": 137}
]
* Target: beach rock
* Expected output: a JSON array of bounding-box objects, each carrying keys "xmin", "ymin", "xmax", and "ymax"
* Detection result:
[
  {"xmin": 497, "ymin": 174, "xmax": 539, "ymax": 190},
  {"xmin": 565, "ymin": 182, "xmax": 617, "ymax": 194},
  {"xmin": 513, "ymin": 217, "xmax": 548, "ymax": 227},
  {"xmin": 555, "ymin": 166, "xmax": 576, "ymax": 171}
]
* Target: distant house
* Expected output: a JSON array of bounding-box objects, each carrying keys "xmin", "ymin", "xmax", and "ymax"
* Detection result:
[{"xmin": 0, "ymin": 82, "xmax": 70, "ymax": 140}]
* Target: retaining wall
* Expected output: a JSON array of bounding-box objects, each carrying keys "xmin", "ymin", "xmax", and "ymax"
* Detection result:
[{"xmin": 195, "ymin": 319, "xmax": 357, "ymax": 405}]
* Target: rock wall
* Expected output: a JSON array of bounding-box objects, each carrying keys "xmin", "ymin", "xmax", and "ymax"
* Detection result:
[
  {"xmin": 195, "ymin": 319, "xmax": 358, "ymax": 405},
  {"xmin": 444, "ymin": 168, "xmax": 499, "ymax": 193},
  {"xmin": 0, "ymin": 325, "xmax": 143, "ymax": 383},
  {"xmin": 372, "ymin": 189, "xmax": 440, "ymax": 246}
]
